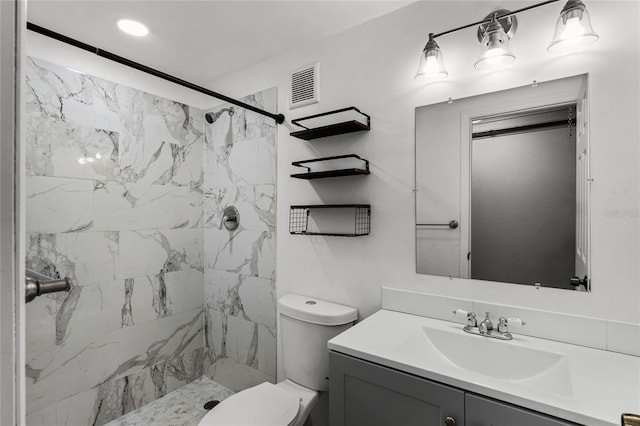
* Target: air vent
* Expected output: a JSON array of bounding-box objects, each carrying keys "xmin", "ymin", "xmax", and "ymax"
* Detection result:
[{"xmin": 290, "ymin": 62, "xmax": 319, "ymax": 109}]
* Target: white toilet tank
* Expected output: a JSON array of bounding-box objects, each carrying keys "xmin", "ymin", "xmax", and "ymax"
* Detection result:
[{"xmin": 278, "ymin": 294, "xmax": 357, "ymax": 392}]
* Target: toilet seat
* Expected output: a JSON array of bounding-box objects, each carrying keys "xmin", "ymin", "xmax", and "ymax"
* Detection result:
[{"xmin": 198, "ymin": 382, "xmax": 300, "ymax": 426}]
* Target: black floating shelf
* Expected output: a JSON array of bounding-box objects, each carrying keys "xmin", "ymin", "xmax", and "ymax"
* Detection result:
[
  {"xmin": 291, "ymin": 169, "xmax": 369, "ymax": 179},
  {"xmin": 289, "ymin": 204, "xmax": 371, "ymax": 237},
  {"xmin": 291, "ymin": 154, "xmax": 370, "ymax": 180},
  {"xmin": 290, "ymin": 107, "xmax": 370, "ymax": 140}
]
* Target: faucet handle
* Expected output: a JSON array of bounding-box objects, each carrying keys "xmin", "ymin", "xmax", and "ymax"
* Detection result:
[
  {"xmin": 452, "ymin": 309, "xmax": 477, "ymax": 327},
  {"xmin": 467, "ymin": 312, "xmax": 477, "ymax": 327},
  {"xmin": 507, "ymin": 317, "xmax": 526, "ymax": 327},
  {"xmin": 497, "ymin": 317, "xmax": 526, "ymax": 333},
  {"xmin": 498, "ymin": 317, "xmax": 509, "ymax": 333},
  {"xmin": 452, "ymin": 309, "xmax": 469, "ymax": 319}
]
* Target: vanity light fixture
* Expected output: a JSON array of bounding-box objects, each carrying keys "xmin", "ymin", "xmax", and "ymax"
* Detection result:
[
  {"xmin": 116, "ymin": 19, "xmax": 149, "ymax": 37},
  {"xmin": 415, "ymin": 0, "xmax": 598, "ymax": 81},
  {"xmin": 415, "ymin": 33, "xmax": 448, "ymax": 80},
  {"xmin": 474, "ymin": 12, "xmax": 517, "ymax": 70},
  {"xmin": 548, "ymin": 0, "xmax": 599, "ymax": 52}
]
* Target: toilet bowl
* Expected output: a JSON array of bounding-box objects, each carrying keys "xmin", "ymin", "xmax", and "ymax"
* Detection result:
[{"xmin": 197, "ymin": 294, "xmax": 357, "ymax": 426}]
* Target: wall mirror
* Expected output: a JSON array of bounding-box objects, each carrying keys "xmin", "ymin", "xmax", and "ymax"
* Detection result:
[{"xmin": 415, "ymin": 74, "xmax": 590, "ymax": 291}]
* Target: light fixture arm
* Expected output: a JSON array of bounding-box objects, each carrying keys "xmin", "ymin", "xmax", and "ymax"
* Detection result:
[{"xmin": 431, "ymin": 0, "xmax": 560, "ymax": 39}]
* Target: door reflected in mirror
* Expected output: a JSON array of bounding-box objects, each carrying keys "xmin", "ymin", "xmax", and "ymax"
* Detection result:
[
  {"xmin": 415, "ymin": 75, "xmax": 590, "ymax": 291},
  {"xmin": 470, "ymin": 106, "xmax": 577, "ymax": 288}
]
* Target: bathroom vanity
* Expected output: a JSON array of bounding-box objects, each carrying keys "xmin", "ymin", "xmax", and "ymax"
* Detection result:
[
  {"xmin": 328, "ymin": 309, "xmax": 640, "ymax": 426},
  {"xmin": 330, "ymin": 351, "xmax": 575, "ymax": 425}
]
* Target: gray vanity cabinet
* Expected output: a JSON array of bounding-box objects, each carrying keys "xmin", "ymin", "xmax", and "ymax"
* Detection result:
[
  {"xmin": 465, "ymin": 394, "xmax": 577, "ymax": 426},
  {"xmin": 330, "ymin": 351, "xmax": 579, "ymax": 426},
  {"xmin": 330, "ymin": 351, "xmax": 464, "ymax": 426}
]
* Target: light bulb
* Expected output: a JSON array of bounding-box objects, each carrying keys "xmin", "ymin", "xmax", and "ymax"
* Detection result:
[
  {"xmin": 562, "ymin": 16, "xmax": 586, "ymax": 39},
  {"xmin": 423, "ymin": 56, "xmax": 439, "ymax": 74},
  {"xmin": 484, "ymin": 47, "xmax": 507, "ymax": 64}
]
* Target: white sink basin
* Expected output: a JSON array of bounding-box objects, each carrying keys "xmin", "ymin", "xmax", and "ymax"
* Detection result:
[
  {"xmin": 328, "ymin": 309, "xmax": 640, "ymax": 426},
  {"xmin": 394, "ymin": 324, "xmax": 574, "ymax": 397}
]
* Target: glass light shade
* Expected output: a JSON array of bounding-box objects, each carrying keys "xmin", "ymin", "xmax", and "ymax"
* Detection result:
[
  {"xmin": 475, "ymin": 18, "xmax": 515, "ymax": 70},
  {"xmin": 548, "ymin": 0, "xmax": 598, "ymax": 53},
  {"xmin": 415, "ymin": 35, "xmax": 448, "ymax": 81}
]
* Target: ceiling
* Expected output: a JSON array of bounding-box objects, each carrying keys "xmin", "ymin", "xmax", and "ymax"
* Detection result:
[{"xmin": 27, "ymin": 1, "xmax": 413, "ymax": 87}]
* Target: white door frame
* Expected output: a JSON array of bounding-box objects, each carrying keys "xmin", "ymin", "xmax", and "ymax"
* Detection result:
[{"xmin": 0, "ymin": 0, "xmax": 26, "ymax": 424}]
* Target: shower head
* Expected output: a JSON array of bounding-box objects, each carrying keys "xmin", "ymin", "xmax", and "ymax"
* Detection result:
[{"xmin": 205, "ymin": 107, "xmax": 235, "ymax": 124}]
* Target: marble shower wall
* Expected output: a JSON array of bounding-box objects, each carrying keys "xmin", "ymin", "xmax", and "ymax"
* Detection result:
[
  {"xmin": 202, "ymin": 89, "xmax": 278, "ymax": 390},
  {"xmin": 24, "ymin": 57, "xmax": 205, "ymax": 426}
]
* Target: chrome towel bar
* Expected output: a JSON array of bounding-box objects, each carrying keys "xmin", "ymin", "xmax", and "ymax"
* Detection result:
[{"xmin": 416, "ymin": 220, "xmax": 459, "ymax": 229}]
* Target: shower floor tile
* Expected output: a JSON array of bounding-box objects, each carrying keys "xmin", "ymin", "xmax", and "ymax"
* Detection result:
[{"xmin": 105, "ymin": 376, "xmax": 234, "ymax": 426}]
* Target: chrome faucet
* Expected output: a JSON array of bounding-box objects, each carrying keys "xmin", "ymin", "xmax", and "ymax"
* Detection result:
[
  {"xmin": 453, "ymin": 309, "xmax": 525, "ymax": 341},
  {"xmin": 478, "ymin": 312, "xmax": 493, "ymax": 335}
]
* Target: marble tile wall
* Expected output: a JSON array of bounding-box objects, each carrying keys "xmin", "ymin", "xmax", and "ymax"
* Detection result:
[
  {"xmin": 202, "ymin": 89, "xmax": 278, "ymax": 390},
  {"xmin": 24, "ymin": 57, "xmax": 205, "ymax": 426}
]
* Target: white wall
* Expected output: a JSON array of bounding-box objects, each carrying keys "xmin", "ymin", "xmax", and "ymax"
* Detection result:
[{"xmin": 209, "ymin": 1, "xmax": 640, "ymax": 324}]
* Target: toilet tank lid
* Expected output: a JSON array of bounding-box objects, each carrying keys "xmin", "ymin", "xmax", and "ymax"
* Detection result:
[{"xmin": 278, "ymin": 294, "xmax": 358, "ymax": 326}]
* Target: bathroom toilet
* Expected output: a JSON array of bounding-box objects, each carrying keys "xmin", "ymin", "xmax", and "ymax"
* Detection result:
[{"xmin": 198, "ymin": 293, "xmax": 358, "ymax": 426}]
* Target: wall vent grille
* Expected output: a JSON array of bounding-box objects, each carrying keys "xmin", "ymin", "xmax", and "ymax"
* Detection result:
[{"xmin": 290, "ymin": 62, "xmax": 319, "ymax": 109}]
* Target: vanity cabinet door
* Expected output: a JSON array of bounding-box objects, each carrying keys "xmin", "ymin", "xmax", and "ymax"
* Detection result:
[
  {"xmin": 330, "ymin": 351, "xmax": 465, "ymax": 426},
  {"xmin": 465, "ymin": 394, "xmax": 579, "ymax": 426}
]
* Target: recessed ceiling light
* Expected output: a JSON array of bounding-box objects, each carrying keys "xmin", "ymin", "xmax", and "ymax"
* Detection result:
[{"xmin": 117, "ymin": 19, "xmax": 149, "ymax": 37}]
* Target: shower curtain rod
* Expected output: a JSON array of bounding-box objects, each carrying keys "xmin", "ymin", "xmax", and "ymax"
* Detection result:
[{"xmin": 26, "ymin": 22, "xmax": 286, "ymax": 124}]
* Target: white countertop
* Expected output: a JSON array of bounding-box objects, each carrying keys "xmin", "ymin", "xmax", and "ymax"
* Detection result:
[{"xmin": 328, "ymin": 309, "xmax": 640, "ymax": 426}]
